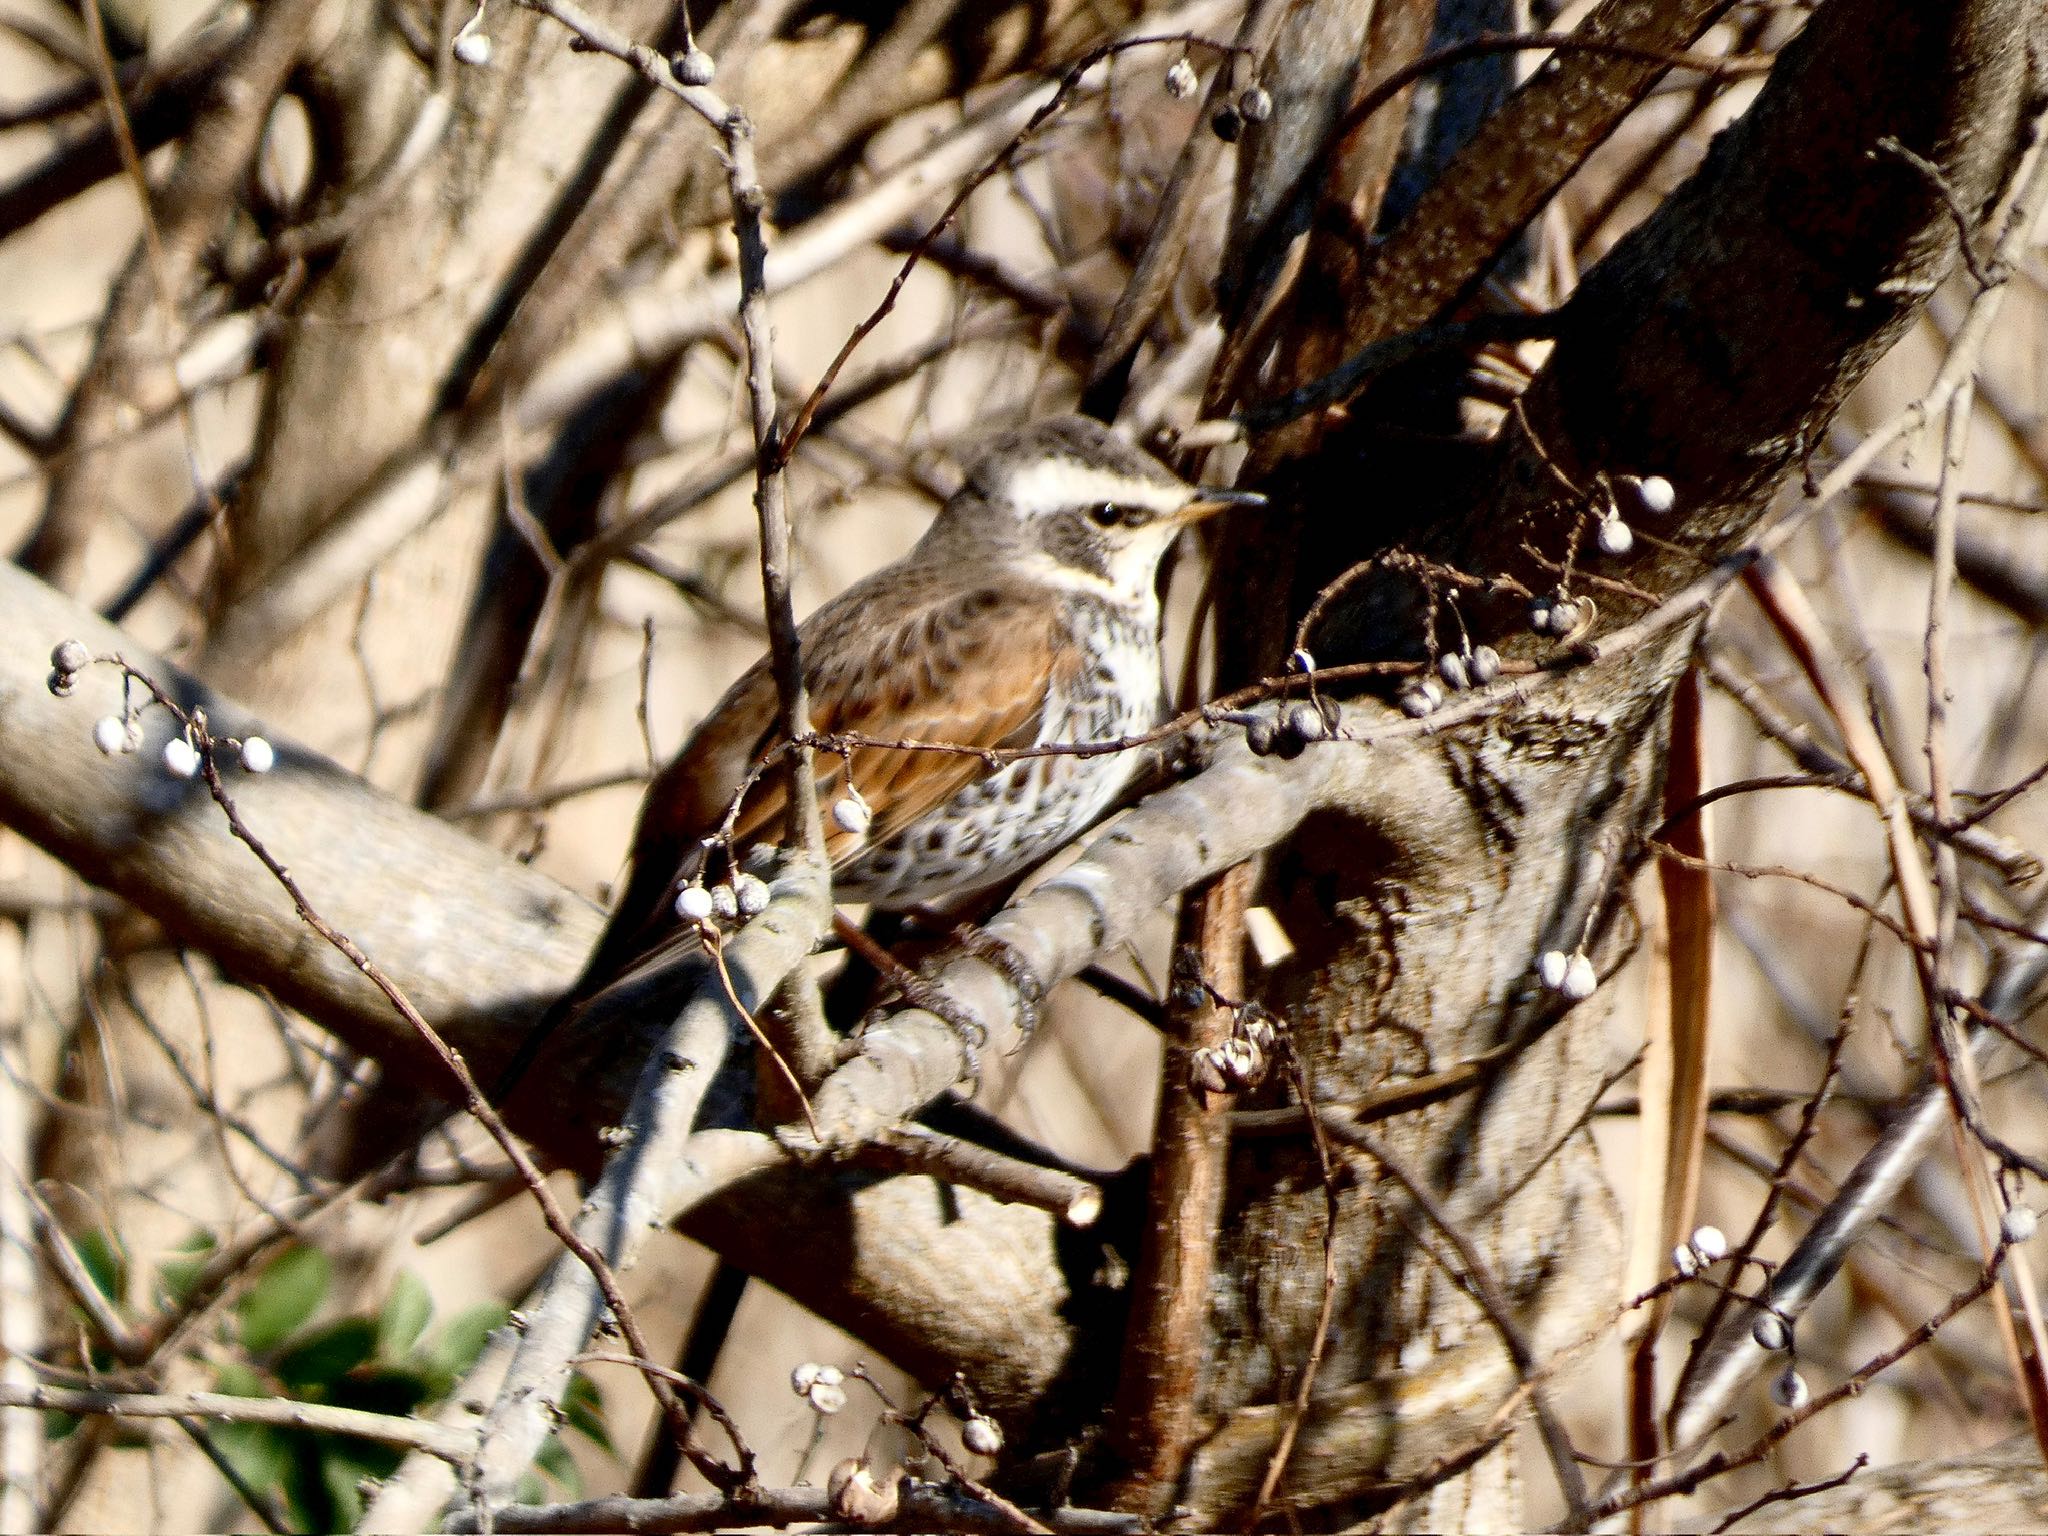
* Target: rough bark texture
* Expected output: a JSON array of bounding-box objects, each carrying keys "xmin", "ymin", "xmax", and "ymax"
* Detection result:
[{"xmin": 1125, "ymin": 0, "xmax": 2041, "ymax": 1526}]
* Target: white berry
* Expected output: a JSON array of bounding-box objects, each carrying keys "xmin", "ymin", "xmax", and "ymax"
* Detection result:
[
  {"xmin": 807, "ymin": 1379, "xmax": 848, "ymax": 1415},
  {"xmin": 1164, "ymin": 57, "xmax": 1197, "ymax": 99},
  {"xmin": 1634, "ymin": 474, "xmax": 1676, "ymax": 515},
  {"xmin": 672, "ymin": 44, "xmax": 715, "ymax": 85},
  {"xmin": 1690, "ymin": 1224, "xmax": 1729, "ymax": 1261},
  {"xmin": 1560, "ymin": 953, "xmax": 1597, "ymax": 1001},
  {"xmin": 452, "ymin": 30, "xmax": 491, "ymax": 65},
  {"xmin": 675, "ymin": 885, "xmax": 715, "ymax": 921},
  {"xmin": 1537, "ymin": 950, "xmax": 1570, "ymax": 990},
  {"xmin": 2004, "ymin": 1205, "xmax": 2038, "ymax": 1244},
  {"xmin": 832, "ymin": 796, "xmax": 871, "ymax": 837},
  {"xmin": 1770, "ymin": 1365, "xmax": 1809, "ymax": 1410},
  {"xmin": 1596, "ymin": 516, "xmax": 1634, "ymax": 557},
  {"xmin": 1752, "ymin": 1312, "xmax": 1790, "ymax": 1351},
  {"xmin": 1468, "ymin": 645, "xmax": 1502, "ymax": 685},
  {"xmin": 734, "ymin": 872, "xmax": 771, "ymax": 916},
  {"xmin": 162, "ymin": 738, "xmax": 201, "ymax": 779},
  {"xmin": 238, "ymin": 735, "xmax": 275, "ymax": 773},
  {"xmin": 93, "ymin": 716, "xmax": 126, "ymax": 756},
  {"xmin": 1672, "ymin": 1243, "xmax": 1700, "ymax": 1278},
  {"xmin": 962, "ymin": 1415, "xmax": 1003, "ymax": 1456},
  {"xmin": 791, "ymin": 1362, "xmax": 822, "ymax": 1394}
]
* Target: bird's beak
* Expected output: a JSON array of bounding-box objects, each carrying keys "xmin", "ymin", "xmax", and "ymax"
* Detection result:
[{"xmin": 1176, "ymin": 486, "xmax": 1268, "ymax": 524}]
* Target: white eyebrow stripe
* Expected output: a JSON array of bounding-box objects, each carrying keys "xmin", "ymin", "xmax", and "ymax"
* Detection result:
[{"xmin": 1001, "ymin": 458, "xmax": 1186, "ymax": 517}]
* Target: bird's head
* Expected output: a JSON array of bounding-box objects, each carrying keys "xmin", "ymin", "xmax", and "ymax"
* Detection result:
[{"xmin": 946, "ymin": 415, "xmax": 1264, "ymax": 602}]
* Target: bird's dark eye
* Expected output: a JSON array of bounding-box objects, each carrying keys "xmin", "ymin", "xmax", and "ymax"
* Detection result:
[{"xmin": 1088, "ymin": 503, "xmax": 1154, "ymax": 529}]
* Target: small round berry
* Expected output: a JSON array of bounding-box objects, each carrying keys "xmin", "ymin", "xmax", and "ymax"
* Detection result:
[
  {"xmin": 1690, "ymin": 1224, "xmax": 1729, "ymax": 1262},
  {"xmin": 1770, "ymin": 1365, "xmax": 1809, "ymax": 1411},
  {"xmin": 961, "ymin": 1415, "xmax": 1003, "ymax": 1456},
  {"xmin": 1400, "ymin": 684, "xmax": 1436, "ymax": 719},
  {"xmin": 1550, "ymin": 599, "xmax": 1583, "ymax": 636},
  {"xmin": 1284, "ymin": 700, "xmax": 1327, "ymax": 743},
  {"xmin": 1164, "ymin": 57, "xmax": 1197, "ymax": 99},
  {"xmin": 1672, "ymin": 1243, "xmax": 1701, "ymax": 1278},
  {"xmin": 1751, "ymin": 1312, "xmax": 1791, "ymax": 1351},
  {"xmin": 671, "ymin": 44, "xmax": 715, "ymax": 85},
  {"xmin": 833, "ymin": 796, "xmax": 872, "ymax": 837},
  {"xmin": 1528, "ymin": 597, "xmax": 1555, "ymax": 634},
  {"xmin": 675, "ymin": 885, "xmax": 716, "ymax": 922},
  {"xmin": 1560, "ymin": 953, "xmax": 1598, "ymax": 1001},
  {"xmin": 791, "ymin": 1362, "xmax": 822, "ymax": 1395},
  {"xmin": 1437, "ymin": 652, "xmax": 1469, "ymax": 691},
  {"xmin": 1289, "ymin": 647, "xmax": 1316, "ymax": 674},
  {"xmin": 2003, "ymin": 1204, "xmax": 2039, "ymax": 1244},
  {"xmin": 1211, "ymin": 105, "xmax": 1242, "ymax": 142},
  {"xmin": 1468, "ymin": 645, "xmax": 1502, "ymax": 685},
  {"xmin": 47, "ymin": 669, "xmax": 74, "ymax": 697},
  {"xmin": 808, "ymin": 1379, "xmax": 848, "ymax": 1415},
  {"xmin": 734, "ymin": 872, "xmax": 771, "ymax": 917},
  {"xmin": 238, "ymin": 735, "xmax": 276, "ymax": 774},
  {"xmin": 1596, "ymin": 516, "xmax": 1634, "ymax": 557},
  {"xmin": 1537, "ymin": 950, "xmax": 1570, "ymax": 991},
  {"xmin": 828, "ymin": 1459, "xmax": 897, "ymax": 1523},
  {"xmin": 93, "ymin": 716, "xmax": 127, "ymax": 756},
  {"xmin": 1238, "ymin": 84, "xmax": 1273, "ymax": 123},
  {"xmin": 452, "ymin": 30, "xmax": 492, "ymax": 66},
  {"xmin": 1628, "ymin": 474, "xmax": 1676, "ymax": 516},
  {"xmin": 162, "ymin": 738, "xmax": 201, "ymax": 779},
  {"xmin": 51, "ymin": 639, "xmax": 90, "ymax": 675},
  {"xmin": 1244, "ymin": 716, "xmax": 1279, "ymax": 756},
  {"xmin": 710, "ymin": 883, "xmax": 740, "ymax": 922}
]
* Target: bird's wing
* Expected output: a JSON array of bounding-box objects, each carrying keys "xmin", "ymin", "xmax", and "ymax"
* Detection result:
[
  {"xmin": 734, "ymin": 578, "xmax": 1061, "ymax": 858},
  {"xmin": 566, "ymin": 576, "xmax": 1061, "ymax": 1003}
]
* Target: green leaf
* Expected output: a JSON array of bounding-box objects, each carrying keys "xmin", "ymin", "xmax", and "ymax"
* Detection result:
[
  {"xmin": 275, "ymin": 1316, "xmax": 377, "ymax": 1390},
  {"xmin": 376, "ymin": 1271, "xmax": 433, "ymax": 1360},
  {"xmin": 534, "ymin": 1432, "xmax": 582, "ymax": 1496},
  {"xmin": 156, "ymin": 1230, "xmax": 217, "ymax": 1306},
  {"xmin": 280, "ymin": 1438, "xmax": 331, "ymax": 1534},
  {"xmin": 72, "ymin": 1227, "xmax": 127, "ymax": 1305},
  {"xmin": 317, "ymin": 1439, "xmax": 400, "ymax": 1531},
  {"xmin": 210, "ymin": 1420, "xmax": 295, "ymax": 1497},
  {"xmin": 426, "ymin": 1302, "xmax": 507, "ymax": 1378},
  {"xmin": 211, "ymin": 1360, "xmax": 266, "ymax": 1398},
  {"xmin": 560, "ymin": 1372, "xmax": 611, "ymax": 1453},
  {"xmin": 238, "ymin": 1245, "xmax": 330, "ymax": 1354}
]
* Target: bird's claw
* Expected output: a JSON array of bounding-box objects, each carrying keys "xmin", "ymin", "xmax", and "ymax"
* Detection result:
[{"xmin": 950, "ymin": 926, "xmax": 1045, "ymax": 1041}]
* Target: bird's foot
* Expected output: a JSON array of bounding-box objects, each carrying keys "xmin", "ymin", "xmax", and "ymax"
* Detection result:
[
  {"xmin": 949, "ymin": 926, "xmax": 1046, "ymax": 1042},
  {"xmin": 858, "ymin": 969, "xmax": 989, "ymax": 1092}
]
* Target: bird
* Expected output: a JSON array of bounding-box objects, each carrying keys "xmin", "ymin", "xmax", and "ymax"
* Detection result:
[{"xmin": 542, "ymin": 414, "xmax": 1263, "ymax": 1042}]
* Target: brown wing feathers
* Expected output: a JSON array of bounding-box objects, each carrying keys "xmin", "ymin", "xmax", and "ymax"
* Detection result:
[{"xmin": 561, "ymin": 576, "xmax": 1055, "ymax": 1009}]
